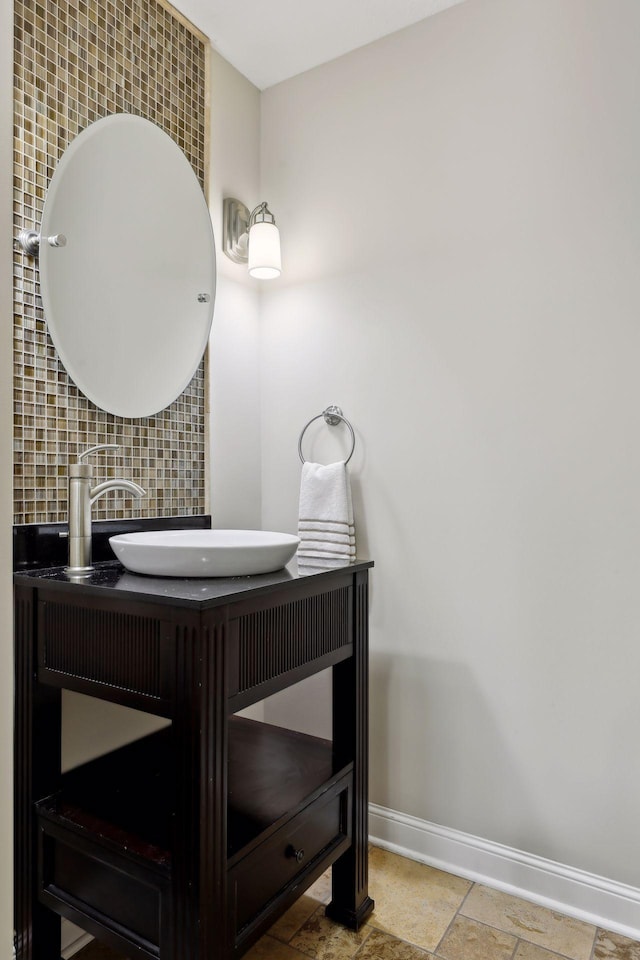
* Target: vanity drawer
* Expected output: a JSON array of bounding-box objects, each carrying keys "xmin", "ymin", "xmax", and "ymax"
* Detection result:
[{"xmin": 230, "ymin": 772, "xmax": 351, "ymax": 936}]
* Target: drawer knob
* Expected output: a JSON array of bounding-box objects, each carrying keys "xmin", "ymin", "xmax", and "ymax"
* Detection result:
[{"xmin": 286, "ymin": 845, "xmax": 305, "ymax": 864}]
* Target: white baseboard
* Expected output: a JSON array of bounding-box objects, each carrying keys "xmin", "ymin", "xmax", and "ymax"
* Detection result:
[
  {"xmin": 369, "ymin": 803, "xmax": 640, "ymax": 941},
  {"xmin": 61, "ymin": 920, "xmax": 93, "ymax": 959}
]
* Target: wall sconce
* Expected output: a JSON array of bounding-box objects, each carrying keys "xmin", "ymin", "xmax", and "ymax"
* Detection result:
[{"xmin": 223, "ymin": 198, "xmax": 281, "ymax": 279}]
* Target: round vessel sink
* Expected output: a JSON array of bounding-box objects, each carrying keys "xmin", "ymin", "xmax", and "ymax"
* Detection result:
[{"xmin": 109, "ymin": 529, "xmax": 300, "ymax": 578}]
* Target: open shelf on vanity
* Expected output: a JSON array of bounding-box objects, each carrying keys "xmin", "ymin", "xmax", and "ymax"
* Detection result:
[{"xmin": 35, "ymin": 716, "xmax": 353, "ymax": 955}]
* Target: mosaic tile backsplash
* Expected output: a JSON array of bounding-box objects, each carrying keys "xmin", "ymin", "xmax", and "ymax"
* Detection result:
[{"xmin": 13, "ymin": 0, "xmax": 208, "ymax": 524}]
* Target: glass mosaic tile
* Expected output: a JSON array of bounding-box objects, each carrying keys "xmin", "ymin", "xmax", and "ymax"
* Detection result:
[{"xmin": 14, "ymin": 0, "xmax": 208, "ymax": 524}]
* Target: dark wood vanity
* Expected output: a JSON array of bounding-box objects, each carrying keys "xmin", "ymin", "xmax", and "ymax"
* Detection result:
[{"xmin": 14, "ymin": 550, "xmax": 374, "ymax": 960}]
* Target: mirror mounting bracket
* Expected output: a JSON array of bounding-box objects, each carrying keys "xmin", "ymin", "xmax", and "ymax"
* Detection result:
[{"xmin": 18, "ymin": 228, "xmax": 67, "ymax": 257}]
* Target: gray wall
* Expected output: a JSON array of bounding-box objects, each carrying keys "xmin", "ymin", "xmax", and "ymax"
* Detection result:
[{"xmin": 258, "ymin": 0, "xmax": 640, "ymax": 888}]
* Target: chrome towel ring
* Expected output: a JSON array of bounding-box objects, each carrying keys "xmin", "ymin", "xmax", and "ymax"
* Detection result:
[{"xmin": 298, "ymin": 405, "xmax": 356, "ymax": 464}]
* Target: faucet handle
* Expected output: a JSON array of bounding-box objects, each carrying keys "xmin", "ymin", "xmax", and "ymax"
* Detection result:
[
  {"xmin": 70, "ymin": 443, "xmax": 120, "ymax": 480},
  {"xmin": 77, "ymin": 443, "xmax": 120, "ymax": 463}
]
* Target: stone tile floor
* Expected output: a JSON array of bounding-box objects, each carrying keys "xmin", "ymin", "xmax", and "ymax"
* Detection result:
[{"xmin": 76, "ymin": 846, "xmax": 640, "ymax": 960}]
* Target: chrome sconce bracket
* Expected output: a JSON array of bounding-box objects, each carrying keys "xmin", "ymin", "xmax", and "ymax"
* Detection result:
[{"xmin": 223, "ymin": 198, "xmax": 251, "ymax": 264}]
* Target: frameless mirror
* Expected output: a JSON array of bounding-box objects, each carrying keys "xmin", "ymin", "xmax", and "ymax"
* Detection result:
[{"xmin": 36, "ymin": 114, "xmax": 216, "ymax": 418}]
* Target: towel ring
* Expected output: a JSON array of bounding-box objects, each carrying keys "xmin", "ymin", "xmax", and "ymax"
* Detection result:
[{"xmin": 298, "ymin": 405, "xmax": 356, "ymax": 464}]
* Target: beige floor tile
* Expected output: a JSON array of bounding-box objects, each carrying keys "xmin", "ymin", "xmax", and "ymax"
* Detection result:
[
  {"xmin": 307, "ymin": 869, "xmax": 333, "ymax": 905},
  {"xmin": 355, "ymin": 929, "xmax": 434, "ymax": 959},
  {"xmin": 594, "ymin": 929, "xmax": 640, "ymax": 960},
  {"xmin": 513, "ymin": 943, "xmax": 570, "ymax": 960},
  {"xmin": 436, "ymin": 915, "xmax": 517, "ymax": 960},
  {"xmin": 460, "ymin": 886, "xmax": 595, "ymax": 960},
  {"xmin": 290, "ymin": 905, "xmax": 371, "ymax": 960},
  {"xmin": 269, "ymin": 869, "xmax": 333, "ymax": 943},
  {"xmin": 368, "ymin": 846, "xmax": 471, "ymax": 953},
  {"xmin": 245, "ymin": 935, "xmax": 313, "ymax": 960},
  {"xmin": 270, "ymin": 895, "xmax": 325, "ymax": 943}
]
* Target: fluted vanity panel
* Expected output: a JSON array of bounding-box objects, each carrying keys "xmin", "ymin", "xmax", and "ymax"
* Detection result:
[
  {"xmin": 237, "ymin": 586, "xmax": 352, "ymax": 692},
  {"xmin": 38, "ymin": 599, "xmax": 169, "ymax": 706}
]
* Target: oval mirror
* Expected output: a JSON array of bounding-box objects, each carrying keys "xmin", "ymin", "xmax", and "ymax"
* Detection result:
[{"xmin": 38, "ymin": 114, "xmax": 216, "ymax": 418}]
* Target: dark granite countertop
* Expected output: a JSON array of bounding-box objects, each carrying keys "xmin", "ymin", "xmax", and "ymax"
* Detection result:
[{"xmin": 14, "ymin": 557, "xmax": 374, "ymax": 609}]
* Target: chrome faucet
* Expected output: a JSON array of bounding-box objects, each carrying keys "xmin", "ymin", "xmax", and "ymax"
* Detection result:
[{"xmin": 66, "ymin": 443, "xmax": 146, "ymax": 577}]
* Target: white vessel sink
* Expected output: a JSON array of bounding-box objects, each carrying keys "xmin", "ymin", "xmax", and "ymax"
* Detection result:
[{"xmin": 109, "ymin": 529, "xmax": 300, "ymax": 578}]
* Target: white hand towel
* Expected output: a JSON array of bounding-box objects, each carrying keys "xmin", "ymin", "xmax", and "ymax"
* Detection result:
[{"xmin": 298, "ymin": 461, "xmax": 355, "ymax": 564}]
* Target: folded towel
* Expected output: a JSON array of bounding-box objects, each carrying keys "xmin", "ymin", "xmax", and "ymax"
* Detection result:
[
  {"xmin": 298, "ymin": 556, "xmax": 352, "ymax": 573},
  {"xmin": 298, "ymin": 461, "xmax": 355, "ymax": 562}
]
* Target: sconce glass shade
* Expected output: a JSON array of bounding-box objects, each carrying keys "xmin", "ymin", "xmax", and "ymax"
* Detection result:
[{"xmin": 248, "ymin": 221, "xmax": 281, "ymax": 279}]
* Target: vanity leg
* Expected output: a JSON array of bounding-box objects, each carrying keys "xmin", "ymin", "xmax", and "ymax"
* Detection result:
[
  {"xmin": 14, "ymin": 586, "xmax": 62, "ymax": 960},
  {"xmin": 171, "ymin": 612, "xmax": 228, "ymax": 960},
  {"xmin": 326, "ymin": 571, "xmax": 374, "ymax": 930}
]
